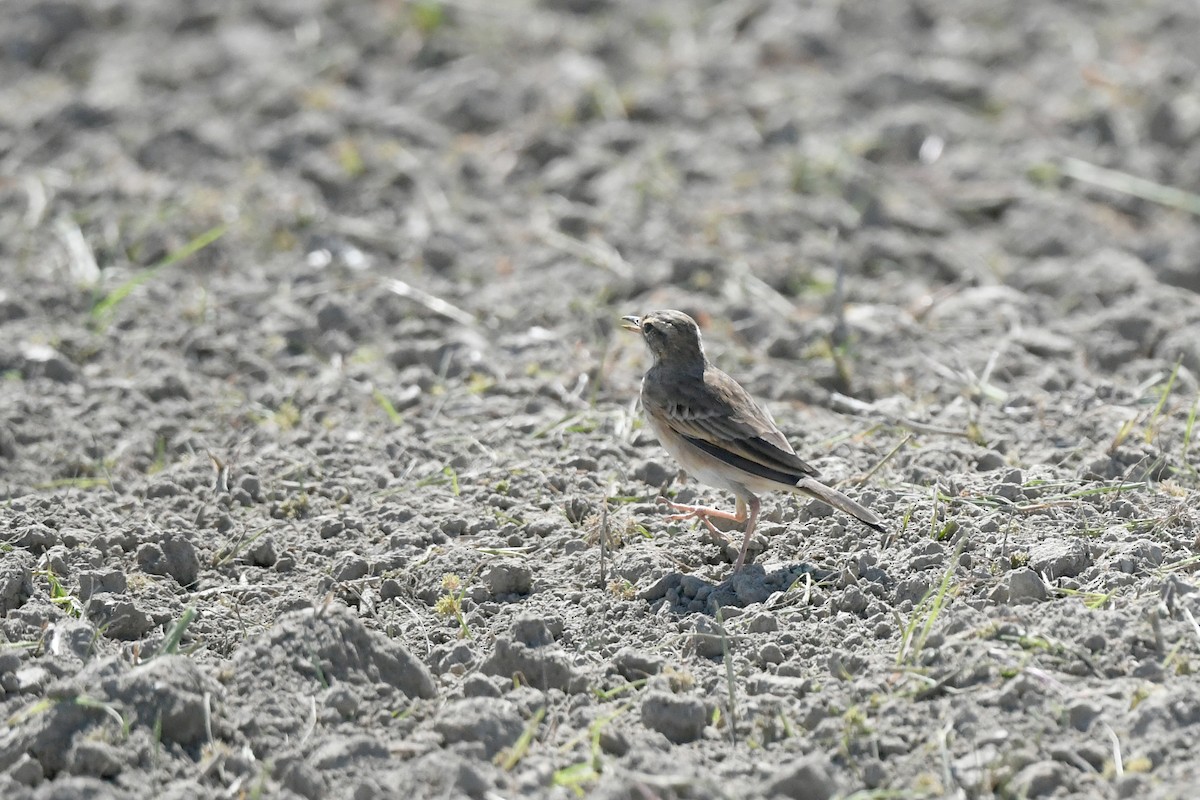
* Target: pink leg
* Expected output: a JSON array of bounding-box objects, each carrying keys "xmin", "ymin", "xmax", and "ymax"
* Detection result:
[
  {"xmin": 732, "ymin": 495, "xmax": 761, "ymax": 571},
  {"xmin": 657, "ymin": 496, "xmax": 746, "ymax": 540}
]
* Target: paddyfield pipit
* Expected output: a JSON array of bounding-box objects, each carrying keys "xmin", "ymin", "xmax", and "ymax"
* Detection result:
[{"xmin": 622, "ymin": 309, "xmax": 884, "ymax": 570}]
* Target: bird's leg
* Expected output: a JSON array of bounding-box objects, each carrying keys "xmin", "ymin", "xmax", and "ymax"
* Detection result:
[
  {"xmin": 656, "ymin": 495, "xmax": 746, "ymax": 540},
  {"xmin": 732, "ymin": 495, "xmax": 761, "ymax": 571}
]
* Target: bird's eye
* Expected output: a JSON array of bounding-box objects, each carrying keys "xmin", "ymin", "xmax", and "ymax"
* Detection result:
[{"xmin": 642, "ymin": 321, "xmax": 658, "ymax": 335}]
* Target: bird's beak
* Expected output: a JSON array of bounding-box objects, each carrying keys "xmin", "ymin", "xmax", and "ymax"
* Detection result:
[{"xmin": 620, "ymin": 315, "xmax": 642, "ymax": 332}]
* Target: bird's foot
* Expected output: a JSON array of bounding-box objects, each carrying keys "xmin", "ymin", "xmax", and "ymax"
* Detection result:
[{"xmin": 655, "ymin": 496, "xmax": 743, "ymax": 539}]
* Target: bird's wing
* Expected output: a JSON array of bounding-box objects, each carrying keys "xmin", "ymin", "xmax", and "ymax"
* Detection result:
[{"xmin": 645, "ymin": 366, "xmax": 818, "ymax": 482}]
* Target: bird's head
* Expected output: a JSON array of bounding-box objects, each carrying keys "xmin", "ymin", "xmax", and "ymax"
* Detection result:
[{"xmin": 621, "ymin": 309, "xmax": 706, "ymax": 367}]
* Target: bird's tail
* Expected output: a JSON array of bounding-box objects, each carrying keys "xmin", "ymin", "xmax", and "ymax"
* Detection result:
[{"xmin": 795, "ymin": 477, "xmax": 885, "ymax": 532}]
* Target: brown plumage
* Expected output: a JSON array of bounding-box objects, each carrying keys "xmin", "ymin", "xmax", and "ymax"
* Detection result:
[{"xmin": 623, "ymin": 309, "xmax": 884, "ymax": 570}]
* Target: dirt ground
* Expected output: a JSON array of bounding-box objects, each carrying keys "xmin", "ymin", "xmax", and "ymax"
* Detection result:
[{"xmin": 3, "ymin": 0, "xmax": 1200, "ymax": 798}]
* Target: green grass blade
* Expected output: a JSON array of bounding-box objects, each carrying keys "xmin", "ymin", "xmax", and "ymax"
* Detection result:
[
  {"xmin": 92, "ymin": 224, "xmax": 227, "ymax": 322},
  {"xmin": 153, "ymin": 607, "xmax": 196, "ymax": 658},
  {"xmin": 1062, "ymin": 158, "xmax": 1200, "ymax": 216},
  {"xmin": 498, "ymin": 707, "xmax": 545, "ymax": 770},
  {"xmin": 1144, "ymin": 359, "xmax": 1181, "ymax": 444},
  {"xmin": 373, "ymin": 389, "xmax": 404, "ymax": 425}
]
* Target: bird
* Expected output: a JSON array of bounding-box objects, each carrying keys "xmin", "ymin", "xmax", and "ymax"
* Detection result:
[{"xmin": 622, "ymin": 309, "xmax": 884, "ymax": 570}]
